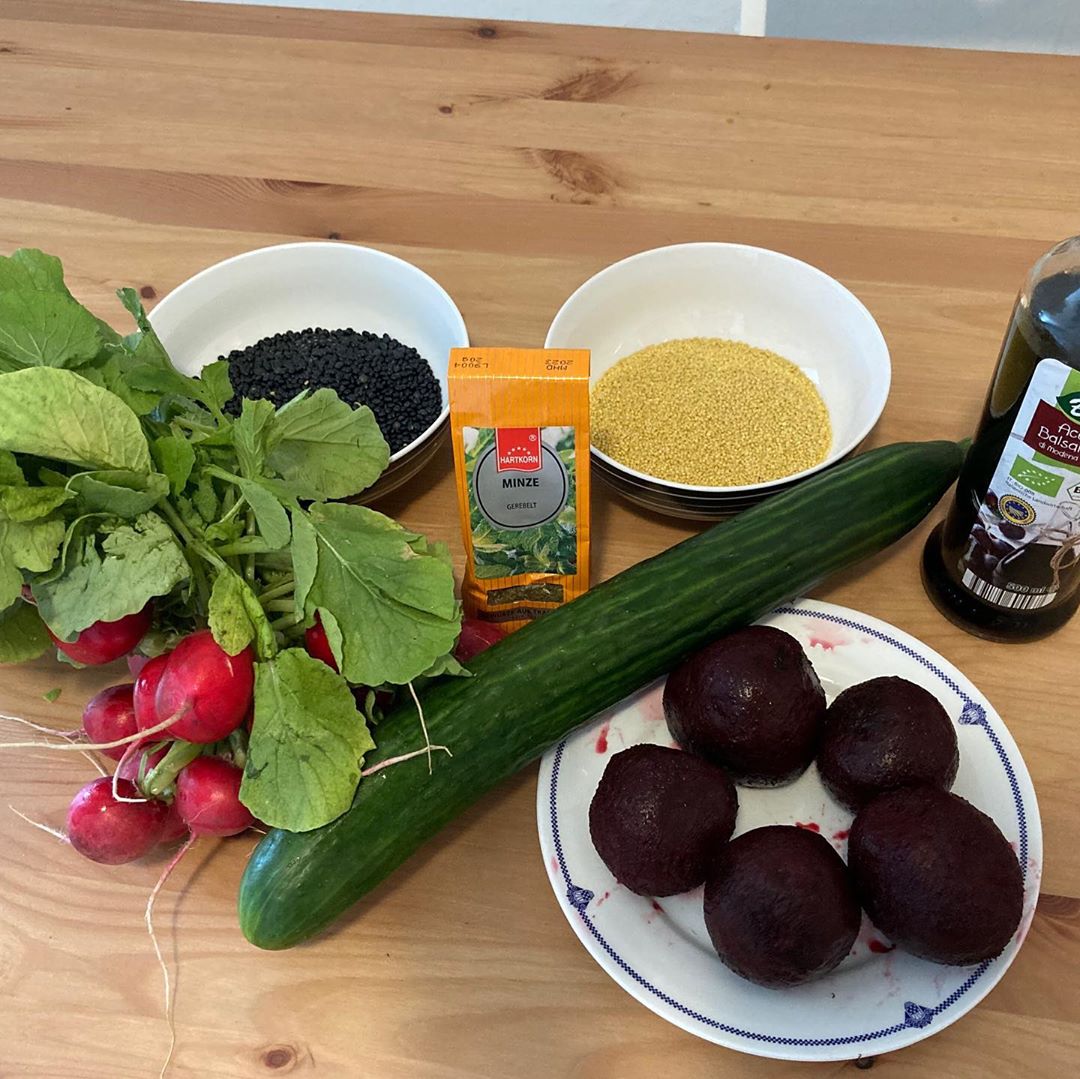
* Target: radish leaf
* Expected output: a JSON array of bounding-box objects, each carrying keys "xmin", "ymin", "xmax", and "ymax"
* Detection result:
[
  {"xmin": 235, "ymin": 477, "xmax": 291, "ymax": 550},
  {"xmin": 0, "ymin": 515, "xmax": 65, "ymax": 608},
  {"xmin": 0, "ymin": 249, "xmax": 69, "ymax": 294},
  {"xmin": 65, "ymin": 469, "xmax": 169, "ymax": 517},
  {"xmin": 294, "ymin": 501, "xmax": 460, "ymax": 686},
  {"xmin": 0, "ymin": 485, "xmax": 69, "ymax": 522},
  {"xmin": 208, "ymin": 568, "xmax": 258, "ymax": 656},
  {"xmin": 0, "ymin": 290, "xmax": 106, "ymax": 371},
  {"xmin": 151, "ymin": 436, "xmax": 196, "ymax": 496},
  {"xmin": 0, "ymin": 367, "xmax": 151, "ymax": 472},
  {"xmin": 32, "ymin": 511, "xmax": 188, "ymax": 639},
  {"xmin": 267, "ymin": 388, "xmax": 389, "ymax": 500},
  {"xmin": 0, "ymin": 600, "xmax": 50, "ymax": 664},
  {"xmin": 242, "ymin": 648, "xmax": 375, "ymax": 831}
]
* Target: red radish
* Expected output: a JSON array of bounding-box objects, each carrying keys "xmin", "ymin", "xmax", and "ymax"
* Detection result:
[
  {"xmin": 117, "ymin": 744, "xmax": 168, "ymax": 786},
  {"xmin": 46, "ymin": 605, "xmax": 152, "ymax": 666},
  {"xmin": 158, "ymin": 802, "xmax": 189, "ymax": 845},
  {"xmin": 453, "ymin": 618, "xmax": 507, "ymax": 664},
  {"xmin": 133, "ymin": 653, "xmax": 170, "ymax": 732},
  {"xmin": 116, "ymin": 747, "xmax": 188, "ymax": 844},
  {"xmin": 154, "ymin": 631, "xmax": 253, "ymax": 744},
  {"xmin": 175, "ymin": 757, "xmax": 254, "ymax": 837},
  {"xmin": 304, "ymin": 614, "xmax": 338, "ymax": 672},
  {"xmin": 66, "ymin": 776, "xmax": 168, "ymax": 864},
  {"xmin": 126, "ymin": 653, "xmax": 150, "ymax": 678},
  {"xmin": 82, "ymin": 684, "xmax": 139, "ymax": 761}
]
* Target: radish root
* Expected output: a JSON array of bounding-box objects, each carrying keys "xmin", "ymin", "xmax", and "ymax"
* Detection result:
[
  {"xmin": 0, "ymin": 712, "xmax": 80, "ymax": 738},
  {"xmin": 146, "ymin": 834, "xmax": 196, "ymax": 1079},
  {"xmin": 359, "ymin": 684, "xmax": 451, "ymax": 780},
  {"xmin": 361, "ymin": 744, "xmax": 451, "ymax": 778},
  {"xmin": 81, "ymin": 751, "xmax": 108, "ymax": 778},
  {"xmin": 9, "ymin": 805, "xmax": 67, "ymax": 843},
  {"xmin": 0, "ymin": 713, "xmax": 108, "ymax": 777},
  {"xmin": 0, "ymin": 706, "xmax": 189, "ymax": 753},
  {"xmin": 407, "ymin": 680, "xmax": 452, "ymax": 776}
]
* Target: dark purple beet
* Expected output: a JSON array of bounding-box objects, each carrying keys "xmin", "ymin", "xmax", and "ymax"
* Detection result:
[
  {"xmin": 849, "ymin": 786, "xmax": 1024, "ymax": 965},
  {"xmin": 817, "ymin": 676, "xmax": 959, "ymax": 811},
  {"xmin": 663, "ymin": 626, "xmax": 825, "ymax": 786},
  {"xmin": 588, "ymin": 744, "xmax": 738, "ymax": 896},
  {"xmin": 704, "ymin": 825, "xmax": 860, "ymax": 988}
]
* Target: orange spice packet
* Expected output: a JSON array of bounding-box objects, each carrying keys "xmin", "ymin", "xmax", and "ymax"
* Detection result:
[{"xmin": 448, "ymin": 347, "xmax": 591, "ymax": 632}]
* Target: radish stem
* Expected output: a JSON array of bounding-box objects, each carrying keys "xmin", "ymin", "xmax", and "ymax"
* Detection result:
[
  {"xmin": 144, "ymin": 741, "xmax": 203, "ymax": 800},
  {"xmin": 256, "ymin": 579, "xmax": 295, "ymax": 604},
  {"xmin": 113, "ymin": 739, "xmax": 149, "ymax": 804},
  {"xmin": 261, "ymin": 599, "xmax": 295, "ymax": 614}
]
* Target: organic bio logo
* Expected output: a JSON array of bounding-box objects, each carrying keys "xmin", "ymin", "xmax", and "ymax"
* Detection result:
[
  {"xmin": 999, "ymin": 493, "xmax": 1036, "ymax": 526},
  {"xmin": 1009, "ymin": 456, "xmax": 1063, "ymax": 496},
  {"xmin": 1057, "ymin": 391, "xmax": 1080, "ymax": 420},
  {"xmin": 494, "ymin": 426, "xmax": 542, "ymax": 472}
]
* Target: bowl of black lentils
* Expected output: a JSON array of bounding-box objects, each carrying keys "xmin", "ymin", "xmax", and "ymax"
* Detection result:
[{"xmin": 149, "ymin": 242, "xmax": 467, "ymax": 500}]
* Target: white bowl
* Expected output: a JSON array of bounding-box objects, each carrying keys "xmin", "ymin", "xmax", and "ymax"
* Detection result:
[
  {"xmin": 545, "ymin": 243, "xmax": 890, "ymax": 518},
  {"xmin": 149, "ymin": 241, "xmax": 468, "ymax": 501}
]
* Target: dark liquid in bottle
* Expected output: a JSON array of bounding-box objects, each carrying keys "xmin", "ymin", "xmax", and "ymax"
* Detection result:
[{"xmin": 923, "ymin": 269, "xmax": 1080, "ymax": 640}]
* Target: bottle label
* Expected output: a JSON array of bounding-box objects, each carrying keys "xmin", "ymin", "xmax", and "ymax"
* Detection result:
[
  {"xmin": 471, "ymin": 425, "xmax": 571, "ymax": 531},
  {"xmin": 959, "ymin": 357, "xmax": 1080, "ymax": 609}
]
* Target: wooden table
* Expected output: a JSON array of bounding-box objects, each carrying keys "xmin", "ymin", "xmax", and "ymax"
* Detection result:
[{"xmin": 1, "ymin": 2, "xmax": 1078, "ymax": 1075}]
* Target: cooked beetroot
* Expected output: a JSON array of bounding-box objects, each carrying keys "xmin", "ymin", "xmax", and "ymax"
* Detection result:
[
  {"xmin": 848, "ymin": 786, "xmax": 1024, "ymax": 965},
  {"xmin": 663, "ymin": 626, "xmax": 825, "ymax": 786},
  {"xmin": 704, "ymin": 825, "xmax": 860, "ymax": 988},
  {"xmin": 817, "ymin": 676, "xmax": 959, "ymax": 810},
  {"xmin": 589, "ymin": 744, "xmax": 737, "ymax": 896}
]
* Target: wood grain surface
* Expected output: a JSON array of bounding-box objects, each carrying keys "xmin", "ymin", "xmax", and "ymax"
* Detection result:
[{"xmin": 0, "ymin": 2, "xmax": 1078, "ymax": 1076}]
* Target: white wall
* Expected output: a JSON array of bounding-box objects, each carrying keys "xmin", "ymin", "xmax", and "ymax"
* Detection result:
[
  {"xmin": 194, "ymin": 0, "xmax": 1080, "ymax": 54},
  {"xmin": 768, "ymin": 0, "xmax": 1080, "ymax": 55},
  {"xmin": 200, "ymin": 0, "xmax": 743, "ymax": 34}
]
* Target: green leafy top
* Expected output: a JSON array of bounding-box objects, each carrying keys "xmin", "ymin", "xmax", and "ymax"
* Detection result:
[{"xmin": 0, "ymin": 248, "xmax": 462, "ymax": 832}]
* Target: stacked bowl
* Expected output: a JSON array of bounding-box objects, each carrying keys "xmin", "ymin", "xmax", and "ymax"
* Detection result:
[
  {"xmin": 545, "ymin": 243, "xmax": 891, "ymax": 519},
  {"xmin": 149, "ymin": 242, "xmax": 468, "ymax": 502}
]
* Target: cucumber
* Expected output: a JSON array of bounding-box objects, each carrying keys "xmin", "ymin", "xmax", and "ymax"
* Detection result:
[{"xmin": 239, "ymin": 439, "xmax": 963, "ymax": 949}]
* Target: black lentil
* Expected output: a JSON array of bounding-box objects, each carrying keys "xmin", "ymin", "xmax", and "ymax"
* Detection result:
[{"xmin": 222, "ymin": 327, "xmax": 443, "ymax": 454}]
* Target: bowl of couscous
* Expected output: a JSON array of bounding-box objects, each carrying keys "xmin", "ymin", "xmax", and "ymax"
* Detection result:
[{"xmin": 544, "ymin": 243, "xmax": 890, "ymax": 518}]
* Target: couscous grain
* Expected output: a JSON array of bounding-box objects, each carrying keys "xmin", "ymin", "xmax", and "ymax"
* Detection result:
[{"xmin": 591, "ymin": 338, "xmax": 831, "ymax": 486}]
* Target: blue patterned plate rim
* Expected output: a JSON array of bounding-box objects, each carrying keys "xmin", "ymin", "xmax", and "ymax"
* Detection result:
[{"xmin": 535, "ymin": 598, "xmax": 1042, "ymax": 1062}]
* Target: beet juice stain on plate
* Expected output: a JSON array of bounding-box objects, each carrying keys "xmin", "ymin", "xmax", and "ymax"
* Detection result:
[
  {"xmin": 594, "ymin": 722, "xmax": 610, "ymax": 754},
  {"xmin": 537, "ymin": 598, "xmax": 1042, "ymax": 1062}
]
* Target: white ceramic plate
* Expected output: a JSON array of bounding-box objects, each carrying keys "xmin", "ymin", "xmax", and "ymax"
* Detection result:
[{"xmin": 536, "ymin": 599, "xmax": 1041, "ymax": 1061}]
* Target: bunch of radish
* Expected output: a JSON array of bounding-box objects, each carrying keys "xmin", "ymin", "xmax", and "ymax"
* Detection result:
[
  {"xmin": 35, "ymin": 611, "xmax": 507, "ymax": 867},
  {"xmin": 62, "ymin": 626, "xmax": 256, "ymax": 865},
  {"xmin": 5, "ymin": 604, "xmax": 504, "ymax": 1076}
]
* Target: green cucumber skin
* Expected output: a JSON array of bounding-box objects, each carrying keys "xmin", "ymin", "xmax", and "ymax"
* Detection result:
[{"xmin": 238, "ymin": 440, "xmax": 963, "ymax": 949}]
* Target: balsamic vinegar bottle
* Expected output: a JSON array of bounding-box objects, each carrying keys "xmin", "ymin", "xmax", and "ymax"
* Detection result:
[{"xmin": 923, "ymin": 235, "xmax": 1080, "ymax": 641}]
